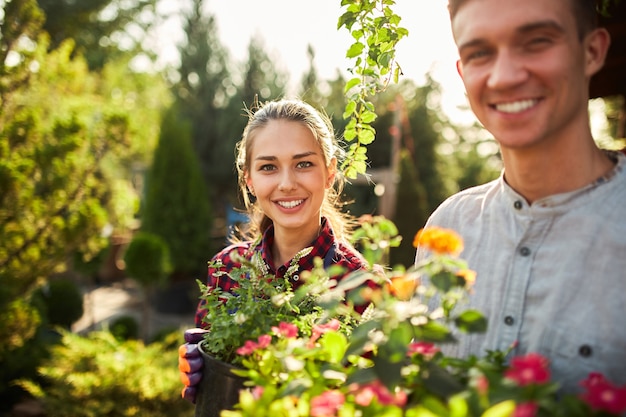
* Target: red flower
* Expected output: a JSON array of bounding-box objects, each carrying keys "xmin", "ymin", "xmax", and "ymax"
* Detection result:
[
  {"xmin": 580, "ymin": 372, "xmax": 626, "ymax": 415},
  {"xmin": 310, "ymin": 390, "xmax": 345, "ymax": 417},
  {"xmin": 351, "ymin": 380, "xmax": 407, "ymax": 407},
  {"xmin": 504, "ymin": 353, "xmax": 550, "ymax": 386},
  {"xmin": 513, "ymin": 402, "xmax": 538, "ymax": 417},
  {"xmin": 272, "ymin": 322, "xmax": 299, "ymax": 338},
  {"xmin": 407, "ymin": 341, "xmax": 439, "ymax": 359}
]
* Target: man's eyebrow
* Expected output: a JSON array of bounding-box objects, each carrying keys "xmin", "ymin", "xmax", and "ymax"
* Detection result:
[
  {"xmin": 517, "ymin": 20, "xmax": 565, "ymax": 35},
  {"xmin": 457, "ymin": 20, "xmax": 565, "ymax": 52}
]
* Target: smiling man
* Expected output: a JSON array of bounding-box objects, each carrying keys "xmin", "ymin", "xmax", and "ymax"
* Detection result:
[{"xmin": 416, "ymin": 0, "xmax": 626, "ymax": 394}]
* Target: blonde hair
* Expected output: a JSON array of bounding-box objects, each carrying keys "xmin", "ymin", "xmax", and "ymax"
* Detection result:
[{"xmin": 234, "ymin": 98, "xmax": 356, "ymax": 242}]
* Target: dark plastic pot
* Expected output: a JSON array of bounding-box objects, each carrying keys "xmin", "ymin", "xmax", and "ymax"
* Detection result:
[{"xmin": 195, "ymin": 343, "xmax": 247, "ymax": 417}]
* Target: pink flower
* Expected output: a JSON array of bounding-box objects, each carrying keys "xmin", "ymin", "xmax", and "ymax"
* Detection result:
[
  {"xmin": 251, "ymin": 386, "xmax": 264, "ymax": 400},
  {"xmin": 513, "ymin": 402, "xmax": 538, "ymax": 417},
  {"xmin": 236, "ymin": 340, "xmax": 258, "ymax": 356},
  {"xmin": 272, "ymin": 322, "xmax": 299, "ymax": 338},
  {"xmin": 579, "ymin": 372, "xmax": 626, "ymax": 415},
  {"xmin": 236, "ymin": 334, "xmax": 272, "ymax": 355},
  {"xmin": 351, "ymin": 380, "xmax": 407, "ymax": 407},
  {"xmin": 257, "ymin": 334, "xmax": 272, "ymax": 349},
  {"xmin": 473, "ymin": 374, "xmax": 489, "ymax": 396},
  {"xmin": 406, "ymin": 341, "xmax": 439, "ymax": 359},
  {"xmin": 504, "ymin": 353, "xmax": 550, "ymax": 386},
  {"xmin": 308, "ymin": 319, "xmax": 341, "ymax": 347},
  {"xmin": 310, "ymin": 390, "xmax": 345, "ymax": 417}
]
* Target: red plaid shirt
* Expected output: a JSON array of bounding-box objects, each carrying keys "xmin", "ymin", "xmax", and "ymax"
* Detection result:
[{"xmin": 195, "ymin": 217, "xmax": 372, "ymax": 327}]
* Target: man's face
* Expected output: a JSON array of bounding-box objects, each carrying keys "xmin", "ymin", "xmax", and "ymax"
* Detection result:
[{"xmin": 451, "ymin": 0, "xmax": 605, "ymax": 151}]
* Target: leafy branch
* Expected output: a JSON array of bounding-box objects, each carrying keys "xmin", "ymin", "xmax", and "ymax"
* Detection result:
[{"xmin": 337, "ymin": 0, "xmax": 408, "ymax": 179}]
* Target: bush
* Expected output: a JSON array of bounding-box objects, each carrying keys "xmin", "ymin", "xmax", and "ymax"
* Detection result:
[
  {"xmin": 16, "ymin": 329, "xmax": 194, "ymax": 417},
  {"xmin": 123, "ymin": 231, "xmax": 172, "ymax": 287},
  {"xmin": 109, "ymin": 315, "xmax": 139, "ymax": 341},
  {"xmin": 32, "ymin": 278, "xmax": 84, "ymax": 329}
]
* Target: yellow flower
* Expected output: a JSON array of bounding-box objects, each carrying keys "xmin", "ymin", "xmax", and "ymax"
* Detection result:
[
  {"xmin": 456, "ymin": 269, "xmax": 477, "ymax": 286},
  {"xmin": 413, "ymin": 227, "xmax": 464, "ymax": 257}
]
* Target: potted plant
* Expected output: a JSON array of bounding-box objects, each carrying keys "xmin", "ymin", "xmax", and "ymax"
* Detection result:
[
  {"xmin": 193, "ymin": 249, "xmax": 362, "ymax": 417},
  {"xmin": 213, "ymin": 226, "xmax": 626, "ymax": 417}
]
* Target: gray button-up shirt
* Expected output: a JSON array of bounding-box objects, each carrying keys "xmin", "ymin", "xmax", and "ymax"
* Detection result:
[{"xmin": 417, "ymin": 152, "xmax": 626, "ymax": 394}]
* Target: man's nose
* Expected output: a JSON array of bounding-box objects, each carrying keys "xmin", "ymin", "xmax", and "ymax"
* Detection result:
[{"xmin": 487, "ymin": 50, "xmax": 528, "ymax": 90}]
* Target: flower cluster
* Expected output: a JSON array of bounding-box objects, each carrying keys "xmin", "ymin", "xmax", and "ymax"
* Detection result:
[{"xmin": 217, "ymin": 224, "xmax": 626, "ymax": 417}]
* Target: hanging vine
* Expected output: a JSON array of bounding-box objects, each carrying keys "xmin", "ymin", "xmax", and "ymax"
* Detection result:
[{"xmin": 337, "ymin": 0, "xmax": 408, "ymax": 179}]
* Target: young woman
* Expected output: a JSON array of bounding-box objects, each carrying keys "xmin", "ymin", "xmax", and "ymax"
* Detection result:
[{"xmin": 179, "ymin": 98, "xmax": 373, "ymax": 403}]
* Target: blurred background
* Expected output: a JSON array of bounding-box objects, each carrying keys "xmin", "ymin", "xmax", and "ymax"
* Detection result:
[{"xmin": 1, "ymin": 0, "xmax": 623, "ymax": 415}]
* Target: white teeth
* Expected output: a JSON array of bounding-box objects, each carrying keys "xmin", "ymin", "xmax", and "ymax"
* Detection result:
[
  {"xmin": 277, "ymin": 200, "xmax": 303, "ymax": 209},
  {"xmin": 495, "ymin": 99, "xmax": 537, "ymax": 113}
]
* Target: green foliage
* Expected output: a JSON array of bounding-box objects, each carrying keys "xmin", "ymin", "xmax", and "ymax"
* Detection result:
[
  {"xmin": 109, "ymin": 315, "xmax": 140, "ymax": 341},
  {"xmin": 390, "ymin": 149, "xmax": 430, "ymax": 267},
  {"xmin": 32, "ymin": 278, "xmax": 84, "ymax": 329},
  {"xmin": 338, "ymin": 0, "xmax": 409, "ymax": 179},
  {"xmin": 16, "ymin": 329, "xmax": 195, "ymax": 417},
  {"xmin": 141, "ymin": 105, "xmax": 213, "ymax": 278},
  {"xmin": 197, "ymin": 251, "xmax": 354, "ymax": 366},
  {"xmin": 123, "ymin": 231, "xmax": 172, "ymax": 287},
  {"xmin": 37, "ymin": 0, "xmax": 160, "ymax": 70}
]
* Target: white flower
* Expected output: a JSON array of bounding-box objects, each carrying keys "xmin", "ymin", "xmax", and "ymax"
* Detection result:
[{"xmin": 234, "ymin": 312, "xmax": 248, "ymax": 324}]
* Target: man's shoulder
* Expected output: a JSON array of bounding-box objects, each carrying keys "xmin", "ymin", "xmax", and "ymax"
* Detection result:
[{"xmin": 439, "ymin": 179, "xmax": 499, "ymax": 209}]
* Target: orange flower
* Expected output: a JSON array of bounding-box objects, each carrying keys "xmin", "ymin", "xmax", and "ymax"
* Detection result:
[
  {"xmin": 386, "ymin": 275, "xmax": 419, "ymax": 300},
  {"xmin": 413, "ymin": 227, "xmax": 464, "ymax": 256}
]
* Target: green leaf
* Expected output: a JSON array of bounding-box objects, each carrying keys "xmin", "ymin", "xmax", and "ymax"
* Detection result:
[
  {"xmin": 358, "ymin": 128, "xmax": 376, "ymax": 145},
  {"xmin": 481, "ymin": 400, "xmax": 516, "ymax": 417},
  {"xmin": 346, "ymin": 42, "xmax": 365, "ymax": 58},
  {"xmin": 454, "ymin": 310, "xmax": 488, "ymax": 334}
]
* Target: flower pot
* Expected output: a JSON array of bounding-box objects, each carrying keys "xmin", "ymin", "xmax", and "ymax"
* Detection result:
[{"xmin": 195, "ymin": 343, "xmax": 247, "ymax": 417}]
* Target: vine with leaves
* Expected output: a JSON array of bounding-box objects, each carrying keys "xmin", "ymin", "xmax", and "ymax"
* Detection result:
[
  {"xmin": 337, "ymin": 0, "xmax": 622, "ymax": 179},
  {"xmin": 337, "ymin": 0, "xmax": 408, "ymax": 179}
]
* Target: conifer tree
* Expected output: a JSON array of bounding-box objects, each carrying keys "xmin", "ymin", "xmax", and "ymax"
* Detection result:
[{"xmin": 141, "ymin": 105, "xmax": 213, "ymax": 280}]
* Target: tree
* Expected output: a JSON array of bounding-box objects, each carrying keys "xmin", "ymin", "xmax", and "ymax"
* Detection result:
[
  {"xmin": 173, "ymin": 0, "xmax": 236, "ymax": 206},
  {"xmin": 389, "ymin": 149, "xmax": 430, "ymax": 267},
  {"xmin": 1, "ymin": 0, "xmax": 170, "ymax": 406},
  {"xmin": 36, "ymin": 0, "xmax": 161, "ymax": 70},
  {"xmin": 141, "ymin": 104, "xmax": 213, "ymax": 280}
]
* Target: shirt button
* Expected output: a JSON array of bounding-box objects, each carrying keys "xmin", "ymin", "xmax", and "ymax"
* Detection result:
[
  {"xmin": 504, "ymin": 316, "xmax": 515, "ymax": 326},
  {"xmin": 519, "ymin": 247, "xmax": 531, "ymax": 257},
  {"xmin": 278, "ymin": 266, "xmax": 286, "ymax": 274},
  {"xmin": 513, "ymin": 200, "xmax": 523, "ymax": 210},
  {"xmin": 292, "ymin": 274, "xmax": 299, "ymax": 281},
  {"xmin": 579, "ymin": 345, "xmax": 593, "ymax": 357}
]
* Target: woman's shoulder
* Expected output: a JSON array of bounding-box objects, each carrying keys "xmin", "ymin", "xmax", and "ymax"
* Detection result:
[{"xmin": 334, "ymin": 240, "xmax": 369, "ymax": 271}]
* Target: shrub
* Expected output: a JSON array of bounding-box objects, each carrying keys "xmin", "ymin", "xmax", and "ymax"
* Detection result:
[
  {"xmin": 16, "ymin": 329, "xmax": 194, "ymax": 417},
  {"xmin": 109, "ymin": 315, "xmax": 139, "ymax": 341},
  {"xmin": 32, "ymin": 278, "xmax": 84, "ymax": 329}
]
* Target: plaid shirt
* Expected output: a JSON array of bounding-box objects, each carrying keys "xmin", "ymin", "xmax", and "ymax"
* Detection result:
[{"xmin": 195, "ymin": 217, "xmax": 372, "ymax": 327}]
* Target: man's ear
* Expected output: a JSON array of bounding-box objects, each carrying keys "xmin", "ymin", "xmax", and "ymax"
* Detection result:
[
  {"xmin": 456, "ymin": 59, "xmax": 464, "ymax": 79},
  {"xmin": 584, "ymin": 27, "xmax": 611, "ymax": 78}
]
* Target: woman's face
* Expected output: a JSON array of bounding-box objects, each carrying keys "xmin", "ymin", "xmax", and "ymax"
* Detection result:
[{"xmin": 245, "ymin": 119, "xmax": 335, "ymax": 237}]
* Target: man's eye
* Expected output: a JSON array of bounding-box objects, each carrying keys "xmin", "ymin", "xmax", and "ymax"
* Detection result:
[{"xmin": 465, "ymin": 49, "xmax": 490, "ymax": 62}]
